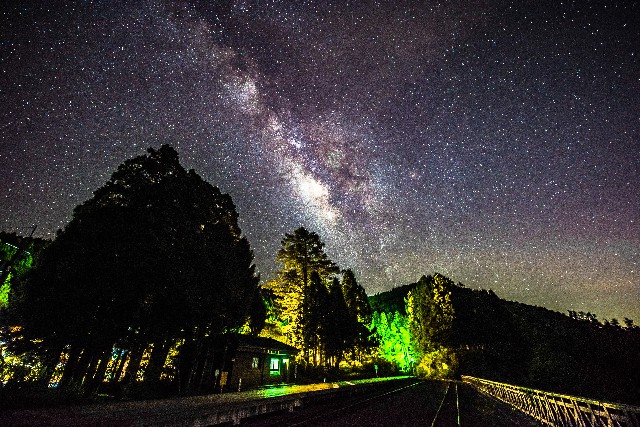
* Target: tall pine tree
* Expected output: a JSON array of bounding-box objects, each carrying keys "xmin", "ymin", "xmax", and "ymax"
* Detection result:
[
  {"xmin": 341, "ymin": 269, "xmax": 373, "ymax": 360},
  {"xmin": 265, "ymin": 227, "xmax": 338, "ymax": 351}
]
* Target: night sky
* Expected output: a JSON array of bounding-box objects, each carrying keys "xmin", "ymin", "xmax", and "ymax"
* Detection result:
[{"xmin": 1, "ymin": 1, "xmax": 638, "ymax": 322}]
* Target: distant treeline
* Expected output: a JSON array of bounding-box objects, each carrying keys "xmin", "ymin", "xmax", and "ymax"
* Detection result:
[{"xmin": 370, "ymin": 276, "xmax": 640, "ymax": 405}]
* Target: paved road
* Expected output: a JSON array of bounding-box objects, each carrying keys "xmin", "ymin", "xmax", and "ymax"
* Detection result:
[
  {"xmin": 239, "ymin": 380, "xmax": 540, "ymax": 426},
  {"xmin": 0, "ymin": 378, "xmax": 540, "ymax": 426}
]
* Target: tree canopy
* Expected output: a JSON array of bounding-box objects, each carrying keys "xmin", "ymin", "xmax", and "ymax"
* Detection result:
[
  {"xmin": 370, "ymin": 310, "xmax": 416, "ymax": 372},
  {"xmin": 7, "ymin": 145, "xmax": 262, "ymax": 391}
]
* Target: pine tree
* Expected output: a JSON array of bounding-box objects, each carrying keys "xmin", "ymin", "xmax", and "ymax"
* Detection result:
[
  {"xmin": 300, "ymin": 271, "xmax": 331, "ymax": 365},
  {"xmin": 325, "ymin": 277, "xmax": 355, "ymax": 368},
  {"xmin": 340, "ymin": 269, "xmax": 373, "ymax": 360},
  {"xmin": 341, "ymin": 269, "xmax": 372, "ymax": 324},
  {"xmin": 265, "ymin": 227, "xmax": 338, "ymax": 350}
]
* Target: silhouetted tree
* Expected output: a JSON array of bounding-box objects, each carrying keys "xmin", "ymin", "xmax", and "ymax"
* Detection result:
[
  {"xmin": 324, "ymin": 277, "xmax": 355, "ymax": 368},
  {"xmin": 342, "ymin": 269, "xmax": 372, "ymax": 324},
  {"xmin": 9, "ymin": 145, "xmax": 261, "ymax": 392},
  {"xmin": 341, "ymin": 269, "xmax": 373, "ymax": 359},
  {"xmin": 300, "ymin": 271, "xmax": 330, "ymax": 365}
]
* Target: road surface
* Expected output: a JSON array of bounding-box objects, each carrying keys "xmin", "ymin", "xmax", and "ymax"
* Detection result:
[{"xmin": 239, "ymin": 379, "xmax": 540, "ymax": 426}]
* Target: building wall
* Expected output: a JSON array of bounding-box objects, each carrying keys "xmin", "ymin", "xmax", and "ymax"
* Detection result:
[
  {"xmin": 229, "ymin": 352, "xmax": 265, "ymax": 390},
  {"xmin": 227, "ymin": 351, "xmax": 293, "ymax": 390}
]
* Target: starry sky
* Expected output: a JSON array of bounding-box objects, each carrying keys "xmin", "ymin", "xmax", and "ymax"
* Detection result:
[{"xmin": 1, "ymin": 0, "xmax": 638, "ymax": 322}]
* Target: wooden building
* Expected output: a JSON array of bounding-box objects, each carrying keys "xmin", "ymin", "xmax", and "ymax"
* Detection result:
[{"xmin": 212, "ymin": 334, "xmax": 298, "ymax": 392}]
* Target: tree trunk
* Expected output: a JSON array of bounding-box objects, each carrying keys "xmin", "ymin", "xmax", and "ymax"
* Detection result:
[
  {"xmin": 64, "ymin": 348, "xmax": 93, "ymax": 390},
  {"xmin": 59, "ymin": 346, "xmax": 82, "ymax": 389},
  {"xmin": 122, "ymin": 343, "xmax": 145, "ymax": 384},
  {"xmin": 144, "ymin": 339, "xmax": 172, "ymax": 384},
  {"xmin": 82, "ymin": 353, "xmax": 100, "ymax": 385},
  {"xmin": 111, "ymin": 349, "xmax": 128, "ymax": 384},
  {"xmin": 334, "ymin": 353, "xmax": 342, "ymax": 370},
  {"xmin": 183, "ymin": 329, "xmax": 208, "ymax": 394},
  {"xmin": 93, "ymin": 354, "xmax": 110, "ymax": 390},
  {"xmin": 85, "ymin": 350, "xmax": 110, "ymax": 395},
  {"xmin": 197, "ymin": 346, "xmax": 212, "ymax": 391},
  {"xmin": 177, "ymin": 338, "xmax": 196, "ymax": 395},
  {"xmin": 36, "ymin": 346, "xmax": 63, "ymax": 387},
  {"xmin": 186, "ymin": 340, "xmax": 204, "ymax": 393}
]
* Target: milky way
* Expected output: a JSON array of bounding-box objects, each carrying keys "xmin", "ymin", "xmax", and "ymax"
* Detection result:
[{"xmin": 1, "ymin": 1, "xmax": 638, "ymax": 321}]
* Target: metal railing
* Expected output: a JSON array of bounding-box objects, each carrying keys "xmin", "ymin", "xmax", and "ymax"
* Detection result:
[{"xmin": 462, "ymin": 375, "xmax": 640, "ymax": 427}]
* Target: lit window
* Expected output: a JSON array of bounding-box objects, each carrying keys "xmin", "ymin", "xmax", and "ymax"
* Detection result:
[
  {"xmin": 270, "ymin": 358, "xmax": 279, "ymax": 371},
  {"xmin": 252, "ymin": 357, "xmax": 259, "ymax": 369}
]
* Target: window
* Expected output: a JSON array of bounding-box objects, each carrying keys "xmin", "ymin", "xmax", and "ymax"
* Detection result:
[
  {"xmin": 252, "ymin": 357, "xmax": 259, "ymax": 369},
  {"xmin": 270, "ymin": 358, "xmax": 279, "ymax": 372}
]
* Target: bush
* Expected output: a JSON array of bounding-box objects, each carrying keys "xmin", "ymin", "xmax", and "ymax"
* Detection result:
[{"xmin": 416, "ymin": 347, "xmax": 457, "ymax": 379}]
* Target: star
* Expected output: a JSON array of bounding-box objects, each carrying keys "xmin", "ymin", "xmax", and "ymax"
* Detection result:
[{"xmin": 1, "ymin": 0, "xmax": 638, "ymax": 322}]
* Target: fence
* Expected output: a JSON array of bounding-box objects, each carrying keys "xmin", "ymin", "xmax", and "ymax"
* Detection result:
[{"xmin": 462, "ymin": 375, "xmax": 640, "ymax": 427}]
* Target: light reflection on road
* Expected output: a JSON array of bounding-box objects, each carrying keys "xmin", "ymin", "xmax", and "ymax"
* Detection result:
[{"xmin": 249, "ymin": 376, "xmax": 413, "ymax": 399}]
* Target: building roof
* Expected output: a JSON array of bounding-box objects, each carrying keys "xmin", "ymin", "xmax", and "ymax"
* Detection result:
[{"xmin": 234, "ymin": 334, "xmax": 298, "ymax": 355}]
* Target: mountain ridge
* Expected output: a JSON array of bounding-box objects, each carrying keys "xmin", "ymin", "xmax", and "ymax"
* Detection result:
[{"xmin": 369, "ymin": 275, "xmax": 640, "ymax": 405}]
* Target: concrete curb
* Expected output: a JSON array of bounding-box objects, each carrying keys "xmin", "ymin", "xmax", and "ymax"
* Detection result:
[{"xmin": 0, "ymin": 377, "xmax": 414, "ymax": 426}]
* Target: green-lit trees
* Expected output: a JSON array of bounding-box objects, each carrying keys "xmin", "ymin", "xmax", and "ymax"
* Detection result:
[
  {"xmin": 0, "ymin": 233, "xmax": 50, "ymax": 385},
  {"xmin": 8, "ymin": 145, "xmax": 261, "ymax": 392},
  {"xmin": 265, "ymin": 227, "xmax": 338, "ymax": 351},
  {"xmin": 370, "ymin": 310, "xmax": 416, "ymax": 372},
  {"xmin": 369, "ymin": 274, "xmax": 455, "ymax": 376},
  {"xmin": 0, "ymin": 232, "xmax": 48, "ymax": 310},
  {"xmin": 407, "ymin": 274, "xmax": 456, "ymax": 378}
]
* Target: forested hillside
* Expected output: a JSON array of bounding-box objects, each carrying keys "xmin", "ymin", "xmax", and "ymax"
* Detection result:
[{"xmin": 369, "ymin": 276, "xmax": 640, "ymax": 405}]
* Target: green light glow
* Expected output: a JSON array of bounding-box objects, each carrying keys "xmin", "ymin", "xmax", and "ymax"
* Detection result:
[
  {"xmin": 370, "ymin": 311, "xmax": 417, "ymax": 372},
  {"xmin": 0, "ymin": 239, "xmax": 35, "ymax": 308},
  {"xmin": 270, "ymin": 358, "xmax": 280, "ymax": 374},
  {"xmin": 0, "ymin": 275, "xmax": 10, "ymax": 308}
]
